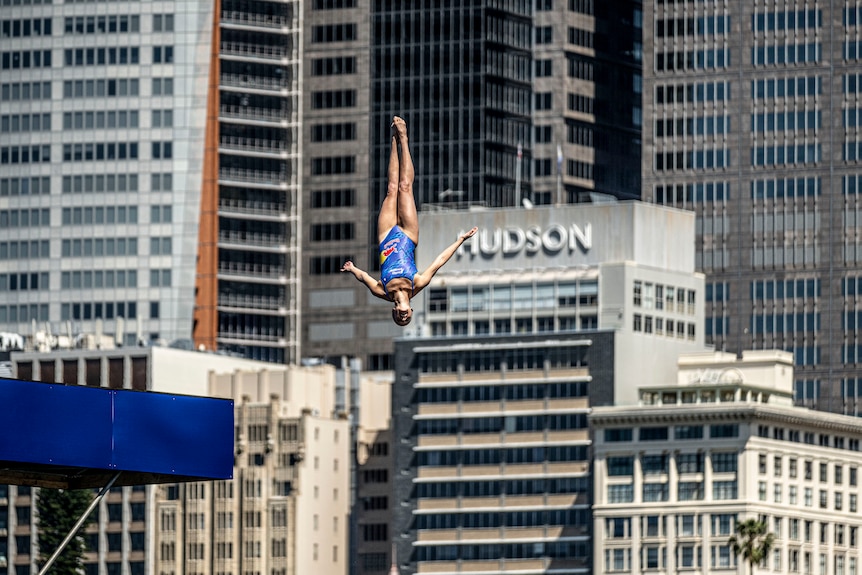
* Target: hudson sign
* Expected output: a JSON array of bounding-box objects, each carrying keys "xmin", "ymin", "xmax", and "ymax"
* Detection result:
[{"xmin": 456, "ymin": 223, "xmax": 592, "ymax": 258}]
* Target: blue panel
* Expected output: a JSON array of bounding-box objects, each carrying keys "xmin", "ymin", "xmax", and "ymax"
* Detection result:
[
  {"xmin": 0, "ymin": 377, "xmax": 234, "ymax": 484},
  {"xmin": 112, "ymin": 391, "xmax": 234, "ymax": 479},
  {"xmin": 0, "ymin": 379, "xmax": 113, "ymax": 468}
]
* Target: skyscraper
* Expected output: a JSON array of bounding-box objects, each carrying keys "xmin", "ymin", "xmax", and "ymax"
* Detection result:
[
  {"xmin": 642, "ymin": 1, "xmax": 860, "ymax": 412},
  {"xmin": 302, "ymin": 0, "xmax": 645, "ymax": 366},
  {"xmin": 0, "ymin": 1, "xmax": 300, "ymax": 364}
]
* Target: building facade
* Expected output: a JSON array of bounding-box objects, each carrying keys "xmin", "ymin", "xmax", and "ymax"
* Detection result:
[
  {"xmin": 0, "ymin": 0, "xmax": 301, "ymax": 364},
  {"xmin": 641, "ymin": 0, "xmax": 862, "ymax": 412},
  {"xmin": 593, "ymin": 350, "xmax": 862, "ymax": 575},
  {"xmin": 302, "ymin": 0, "xmax": 645, "ymax": 366},
  {"xmin": 390, "ymin": 202, "xmax": 707, "ymax": 575}
]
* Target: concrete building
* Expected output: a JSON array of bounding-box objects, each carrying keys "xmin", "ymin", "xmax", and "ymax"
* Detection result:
[
  {"xmin": 154, "ymin": 366, "xmax": 351, "ymax": 575},
  {"xmin": 593, "ymin": 349, "xmax": 862, "ymax": 575},
  {"xmin": 303, "ymin": 0, "xmax": 645, "ymax": 367},
  {"xmin": 641, "ymin": 1, "xmax": 862, "ymax": 411},
  {"xmin": 0, "ymin": 348, "xmax": 392, "ymax": 575},
  {"xmin": 390, "ymin": 202, "xmax": 707, "ymax": 575},
  {"xmin": 0, "ymin": 1, "xmax": 301, "ymax": 364}
]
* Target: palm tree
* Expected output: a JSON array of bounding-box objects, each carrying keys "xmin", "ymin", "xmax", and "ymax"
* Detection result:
[{"xmin": 729, "ymin": 518, "xmax": 775, "ymax": 575}]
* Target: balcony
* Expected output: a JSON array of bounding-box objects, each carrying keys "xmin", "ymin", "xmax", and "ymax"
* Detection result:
[
  {"xmin": 218, "ymin": 168, "xmax": 288, "ymax": 187},
  {"xmin": 221, "ymin": 10, "xmax": 295, "ymax": 31},
  {"xmin": 221, "ymin": 73, "xmax": 291, "ymax": 93},
  {"xmin": 218, "ymin": 294, "xmax": 284, "ymax": 311},
  {"xmin": 219, "ymin": 197, "xmax": 291, "ymax": 219},
  {"xmin": 220, "ymin": 41, "xmax": 292, "ymax": 62},
  {"xmin": 217, "ymin": 262, "xmax": 287, "ymax": 281},
  {"xmin": 219, "ymin": 135, "xmax": 288, "ymax": 155},
  {"xmin": 219, "ymin": 104, "xmax": 294, "ymax": 124},
  {"xmin": 218, "ymin": 231, "xmax": 286, "ymax": 250}
]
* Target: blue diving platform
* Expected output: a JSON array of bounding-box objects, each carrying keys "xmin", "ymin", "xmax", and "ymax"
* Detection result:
[{"xmin": 0, "ymin": 377, "xmax": 234, "ymax": 489}]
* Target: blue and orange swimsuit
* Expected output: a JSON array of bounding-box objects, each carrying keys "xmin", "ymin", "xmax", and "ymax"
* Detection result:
[{"xmin": 379, "ymin": 225, "xmax": 417, "ymax": 295}]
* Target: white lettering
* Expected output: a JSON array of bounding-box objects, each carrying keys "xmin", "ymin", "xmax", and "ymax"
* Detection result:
[
  {"xmin": 542, "ymin": 224, "xmax": 567, "ymax": 251},
  {"xmin": 479, "ymin": 228, "xmax": 502, "ymax": 254},
  {"xmin": 456, "ymin": 222, "xmax": 592, "ymax": 258},
  {"xmin": 525, "ymin": 226, "xmax": 542, "ymax": 253},
  {"xmin": 502, "ymin": 227, "xmax": 526, "ymax": 254}
]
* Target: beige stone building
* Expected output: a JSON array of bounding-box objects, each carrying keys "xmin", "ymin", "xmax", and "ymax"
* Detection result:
[
  {"xmin": 592, "ymin": 350, "xmax": 862, "ymax": 575},
  {"xmin": 154, "ymin": 365, "xmax": 351, "ymax": 575}
]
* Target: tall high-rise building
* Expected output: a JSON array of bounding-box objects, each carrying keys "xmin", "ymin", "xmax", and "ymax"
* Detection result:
[
  {"xmin": 0, "ymin": 1, "xmax": 300, "ymax": 364},
  {"xmin": 641, "ymin": 1, "xmax": 862, "ymax": 412},
  {"xmin": 301, "ymin": 0, "xmax": 645, "ymax": 366}
]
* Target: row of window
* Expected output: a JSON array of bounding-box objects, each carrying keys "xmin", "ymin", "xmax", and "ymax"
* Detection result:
[
  {"xmin": 0, "ymin": 273, "xmax": 48, "ymax": 292},
  {"xmin": 61, "ymin": 206, "xmax": 170, "ymax": 226},
  {"xmin": 753, "ymin": 110, "xmax": 820, "ymax": 133},
  {"xmin": 654, "ymin": 16, "xmax": 729, "ymax": 38},
  {"xmin": 62, "ymin": 142, "xmax": 138, "ymax": 162},
  {"xmin": 633, "ymin": 315, "xmax": 696, "ymax": 339},
  {"xmin": 416, "ymin": 508, "xmax": 587, "ymax": 530},
  {"xmin": 1, "ymin": 80, "xmax": 50, "ymax": 101},
  {"xmin": 654, "ymin": 115, "xmax": 729, "ymax": 138},
  {"xmin": 656, "ymin": 81, "xmax": 729, "ymax": 104},
  {"xmin": 0, "ymin": 145, "xmax": 50, "ymax": 164},
  {"xmin": 633, "ymin": 281, "xmax": 695, "ymax": 313},
  {"xmin": 609, "ymin": 451, "xmax": 737, "ymax": 476},
  {"xmin": 758, "ymin": 481, "xmax": 860, "ymax": 512},
  {"xmin": 63, "ymin": 78, "xmax": 145, "ymax": 98},
  {"xmin": 608, "ymin": 479, "xmax": 738, "ymax": 503},
  {"xmin": 63, "ymin": 173, "xmax": 143, "ymax": 194},
  {"xmin": 60, "ymin": 238, "xmax": 142, "ymax": 257},
  {"xmin": 429, "ymin": 315, "xmax": 599, "ymax": 338},
  {"xmin": 0, "ymin": 240, "xmax": 49, "ymax": 260},
  {"xmin": 417, "ymin": 445, "xmax": 588, "ymax": 466},
  {"xmin": 753, "ymin": 43, "xmax": 821, "ymax": 66},
  {"xmin": 63, "ymin": 14, "xmax": 142, "ymax": 34},
  {"xmin": 654, "ymin": 182, "xmax": 729, "ymax": 206},
  {"xmin": 62, "ymin": 110, "xmax": 150, "ymax": 130},
  {"xmin": 754, "ymin": 76, "xmax": 821, "ymax": 100},
  {"xmin": 654, "ymin": 148, "xmax": 729, "ymax": 171},
  {"xmin": 418, "ymin": 381, "xmax": 588, "ymax": 404},
  {"xmin": 417, "ymin": 413, "xmax": 588, "ymax": 435},
  {"xmin": 417, "ymin": 541, "xmax": 588, "ymax": 562},
  {"xmin": 752, "ymin": 176, "xmax": 821, "ymax": 198},
  {"xmin": 655, "ymin": 48, "xmax": 729, "ymax": 72},
  {"xmin": 753, "ymin": 10, "xmax": 821, "ymax": 32},
  {"xmin": 605, "ymin": 424, "xmax": 738, "ymax": 442},
  {"xmin": 752, "ymin": 143, "xmax": 821, "ymax": 166},
  {"xmin": 0, "ymin": 208, "xmax": 49, "ymax": 228},
  {"xmin": 431, "ymin": 282, "xmax": 599, "ymax": 315},
  {"xmin": 61, "ymin": 301, "xmax": 138, "ymax": 321},
  {"xmin": 418, "ymin": 346, "xmax": 589, "ymax": 374},
  {"xmin": 0, "ymin": 304, "xmax": 49, "ymax": 323},
  {"xmin": 751, "ymin": 312, "xmax": 819, "ymax": 334},
  {"xmin": 0, "ymin": 113, "xmax": 50, "ymax": 133},
  {"xmin": 0, "ymin": 49, "xmax": 50, "ymax": 69},
  {"xmin": 605, "ymin": 513, "xmax": 737, "ymax": 539},
  {"xmin": 416, "ymin": 476, "xmax": 589, "ymax": 499},
  {"xmin": 0, "ymin": 17, "xmax": 50, "ymax": 37},
  {"xmin": 61, "ymin": 269, "xmax": 142, "ymax": 289},
  {"xmin": 757, "ymin": 422, "xmax": 862, "ymax": 452}
]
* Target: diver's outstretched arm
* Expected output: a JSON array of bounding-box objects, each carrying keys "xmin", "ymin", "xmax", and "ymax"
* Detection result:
[
  {"xmin": 412, "ymin": 227, "xmax": 478, "ymax": 293},
  {"xmin": 341, "ymin": 260, "xmax": 387, "ymax": 300}
]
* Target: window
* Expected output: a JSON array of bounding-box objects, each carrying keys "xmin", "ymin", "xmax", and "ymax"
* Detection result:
[
  {"xmin": 535, "ymin": 59, "xmax": 552, "ymax": 77},
  {"xmin": 152, "ymin": 45, "xmax": 173, "ymax": 63},
  {"xmin": 608, "ymin": 456, "xmax": 634, "ymax": 476},
  {"xmin": 608, "ymin": 484, "xmax": 633, "ymax": 503}
]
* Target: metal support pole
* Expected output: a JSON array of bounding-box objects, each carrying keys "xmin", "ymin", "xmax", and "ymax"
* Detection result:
[{"xmin": 38, "ymin": 473, "xmax": 121, "ymax": 575}]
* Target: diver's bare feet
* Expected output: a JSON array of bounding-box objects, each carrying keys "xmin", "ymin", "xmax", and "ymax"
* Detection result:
[{"xmin": 392, "ymin": 116, "xmax": 407, "ymax": 140}]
